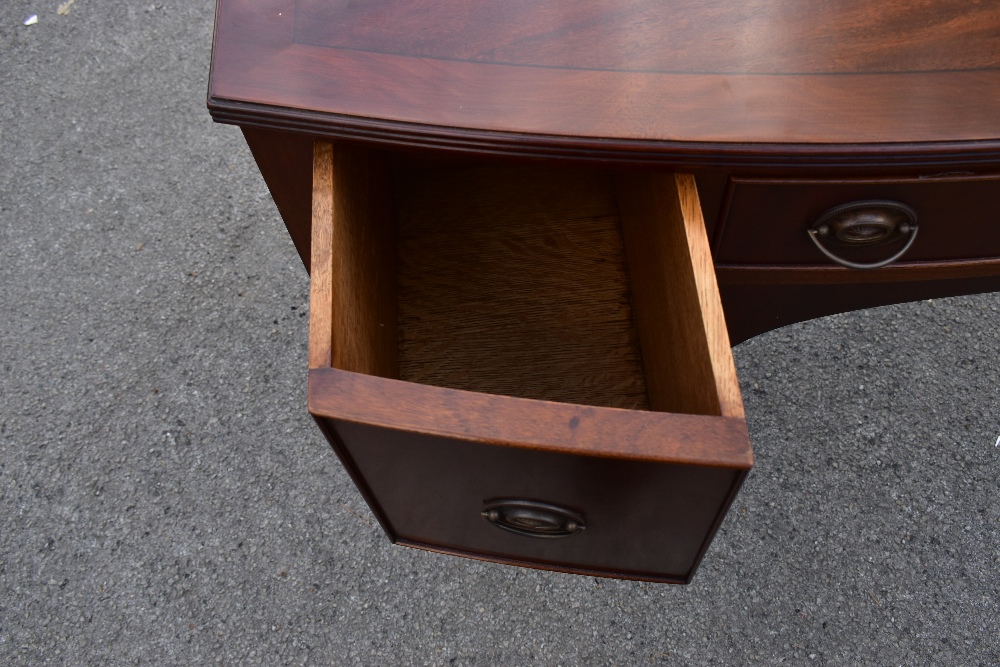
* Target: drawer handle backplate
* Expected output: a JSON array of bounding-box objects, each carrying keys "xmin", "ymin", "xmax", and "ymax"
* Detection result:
[
  {"xmin": 808, "ymin": 200, "xmax": 918, "ymax": 270},
  {"xmin": 482, "ymin": 499, "xmax": 585, "ymax": 539}
]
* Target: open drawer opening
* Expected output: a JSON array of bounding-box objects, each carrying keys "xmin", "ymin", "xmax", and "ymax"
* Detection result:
[
  {"xmin": 306, "ymin": 141, "xmax": 750, "ymax": 583},
  {"xmin": 308, "ymin": 142, "xmax": 743, "ymax": 421}
]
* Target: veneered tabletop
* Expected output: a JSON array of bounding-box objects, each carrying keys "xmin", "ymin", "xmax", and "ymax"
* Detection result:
[{"xmin": 209, "ymin": 0, "xmax": 1000, "ymax": 166}]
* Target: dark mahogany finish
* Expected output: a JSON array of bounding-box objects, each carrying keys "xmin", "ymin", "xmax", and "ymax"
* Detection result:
[
  {"xmin": 716, "ymin": 175, "xmax": 1000, "ymax": 266},
  {"xmin": 721, "ymin": 274, "xmax": 1000, "ymax": 345},
  {"xmin": 210, "ymin": 0, "xmax": 1000, "ymax": 167},
  {"xmin": 309, "ymin": 369, "xmax": 750, "ymax": 583},
  {"xmin": 214, "ymin": 0, "xmax": 1000, "ymax": 338},
  {"xmin": 294, "ymin": 0, "xmax": 998, "ymax": 75},
  {"xmin": 210, "ymin": 1, "xmax": 1000, "ymax": 581}
]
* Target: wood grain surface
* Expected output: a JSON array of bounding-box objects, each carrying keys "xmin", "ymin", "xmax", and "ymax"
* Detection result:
[
  {"xmin": 720, "ymin": 273, "xmax": 1000, "ymax": 344},
  {"xmin": 308, "ymin": 368, "xmax": 752, "ymax": 468},
  {"xmin": 714, "ymin": 173, "xmax": 1000, "ymax": 265},
  {"xmin": 393, "ymin": 159, "xmax": 648, "ymax": 409},
  {"xmin": 309, "ymin": 142, "xmax": 398, "ymax": 377},
  {"xmin": 209, "ymin": 0, "xmax": 1000, "ymax": 164},
  {"xmin": 242, "ymin": 127, "xmax": 313, "ymax": 269},
  {"xmin": 294, "ymin": 0, "xmax": 999, "ymax": 74},
  {"xmin": 320, "ymin": 412, "xmax": 747, "ymax": 582},
  {"xmin": 676, "ymin": 175, "xmax": 743, "ymax": 419},
  {"xmin": 308, "ymin": 142, "xmax": 334, "ymax": 369},
  {"xmin": 616, "ymin": 172, "xmax": 743, "ymax": 418}
]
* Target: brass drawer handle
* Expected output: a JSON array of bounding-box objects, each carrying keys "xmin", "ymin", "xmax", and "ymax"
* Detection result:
[
  {"xmin": 807, "ymin": 200, "xmax": 918, "ymax": 270},
  {"xmin": 482, "ymin": 499, "xmax": 585, "ymax": 539}
]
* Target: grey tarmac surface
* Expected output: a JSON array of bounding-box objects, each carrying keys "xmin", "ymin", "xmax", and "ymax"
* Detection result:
[{"xmin": 1, "ymin": 2, "xmax": 998, "ymax": 665}]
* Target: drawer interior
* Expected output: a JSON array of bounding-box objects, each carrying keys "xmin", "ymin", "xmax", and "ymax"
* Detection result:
[
  {"xmin": 306, "ymin": 141, "xmax": 750, "ymax": 582},
  {"xmin": 309, "ymin": 142, "xmax": 742, "ymax": 420},
  {"xmin": 394, "ymin": 158, "xmax": 648, "ymax": 410}
]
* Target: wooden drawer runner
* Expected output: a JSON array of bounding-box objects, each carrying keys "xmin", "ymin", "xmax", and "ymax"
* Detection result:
[{"xmin": 307, "ymin": 142, "xmax": 752, "ymax": 583}]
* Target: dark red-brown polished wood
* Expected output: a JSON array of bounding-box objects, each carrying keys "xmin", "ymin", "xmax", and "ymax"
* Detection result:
[
  {"xmin": 309, "ymin": 369, "xmax": 750, "ymax": 583},
  {"xmin": 295, "ymin": 0, "xmax": 999, "ymax": 74},
  {"xmin": 714, "ymin": 174, "xmax": 1000, "ymax": 265},
  {"xmin": 209, "ymin": 0, "xmax": 1000, "ymax": 166},
  {"xmin": 209, "ymin": 0, "xmax": 1000, "ymax": 583}
]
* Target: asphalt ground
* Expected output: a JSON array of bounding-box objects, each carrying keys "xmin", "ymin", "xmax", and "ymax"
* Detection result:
[{"xmin": 1, "ymin": 2, "xmax": 998, "ymax": 665}]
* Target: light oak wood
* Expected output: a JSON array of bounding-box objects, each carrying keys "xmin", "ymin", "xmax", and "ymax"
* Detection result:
[
  {"xmin": 616, "ymin": 172, "xmax": 744, "ymax": 418},
  {"xmin": 308, "ymin": 142, "xmax": 334, "ymax": 369},
  {"xmin": 309, "ymin": 141, "xmax": 398, "ymax": 376},
  {"xmin": 314, "ymin": 146, "xmax": 744, "ymax": 416},
  {"xmin": 677, "ymin": 174, "xmax": 744, "ymax": 419},
  {"xmin": 335, "ymin": 143, "xmax": 398, "ymax": 377}
]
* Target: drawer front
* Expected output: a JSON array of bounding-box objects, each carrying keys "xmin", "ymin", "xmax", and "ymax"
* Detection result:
[
  {"xmin": 715, "ymin": 174, "xmax": 1000, "ymax": 266},
  {"xmin": 329, "ymin": 421, "xmax": 742, "ymax": 582},
  {"xmin": 310, "ymin": 369, "xmax": 750, "ymax": 583}
]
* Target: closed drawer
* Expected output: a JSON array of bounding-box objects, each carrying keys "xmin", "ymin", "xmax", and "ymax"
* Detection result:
[
  {"xmin": 715, "ymin": 174, "xmax": 1000, "ymax": 266},
  {"xmin": 307, "ymin": 142, "xmax": 752, "ymax": 583}
]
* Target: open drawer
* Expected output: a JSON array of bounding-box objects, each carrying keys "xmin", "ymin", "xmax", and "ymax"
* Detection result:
[{"xmin": 306, "ymin": 142, "xmax": 752, "ymax": 583}]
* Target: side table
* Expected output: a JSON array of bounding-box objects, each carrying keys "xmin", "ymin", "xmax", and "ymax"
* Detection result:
[{"xmin": 208, "ymin": 0, "xmax": 1000, "ymax": 582}]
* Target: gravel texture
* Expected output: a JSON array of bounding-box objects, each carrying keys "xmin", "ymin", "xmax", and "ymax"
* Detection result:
[{"xmin": 1, "ymin": 2, "xmax": 998, "ymax": 665}]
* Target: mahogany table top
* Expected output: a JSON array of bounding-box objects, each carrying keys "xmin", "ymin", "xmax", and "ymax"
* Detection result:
[{"xmin": 208, "ymin": 0, "xmax": 1000, "ymax": 167}]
